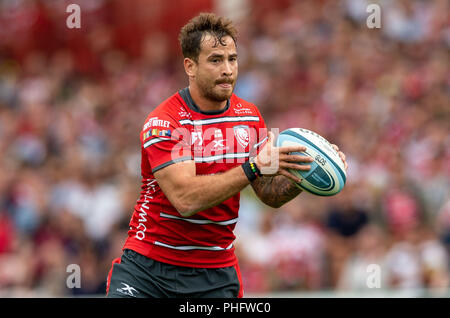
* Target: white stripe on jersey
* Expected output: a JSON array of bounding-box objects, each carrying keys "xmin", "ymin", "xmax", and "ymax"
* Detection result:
[
  {"xmin": 154, "ymin": 241, "xmax": 234, "ymax": 251},
  {"xmin": 143, "ymin": 137, "xmax": 170, "ymax": 148},
  {"xmin": 194, "ymin": 152, "xmax": 249, "ymax": 163},
  {"xmin": 160, "ymin": 212, "xmax": 238, "ymax": 226},
  {"xmin": 179, "ymin": 116, "xmax": 259, "ymax": 126}
]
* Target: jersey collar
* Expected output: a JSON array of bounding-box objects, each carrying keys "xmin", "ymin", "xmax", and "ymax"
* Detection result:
[{"xmin": 178, "ymin": 87, "xmax": 230, "ymax": 116}]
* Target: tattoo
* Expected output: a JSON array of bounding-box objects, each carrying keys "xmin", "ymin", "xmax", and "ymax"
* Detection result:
[{"xmin": 251, "ymin": 175, "xmax": 302, "ymax": 208}]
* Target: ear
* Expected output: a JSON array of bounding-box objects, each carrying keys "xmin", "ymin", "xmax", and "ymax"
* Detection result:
[{"xmin": 184, "ymin": 57, "xmax": 197, "ymax": 79}]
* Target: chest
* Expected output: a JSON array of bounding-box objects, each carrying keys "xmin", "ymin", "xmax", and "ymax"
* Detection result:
[{"xmin": 182, "ymin": 117, "xmax": 261, "ymax": 174}]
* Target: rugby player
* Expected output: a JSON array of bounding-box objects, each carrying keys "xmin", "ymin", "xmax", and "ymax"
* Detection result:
[{"xmin": 106, "ymin": 12, "xmax": 348, "ymax": 298}]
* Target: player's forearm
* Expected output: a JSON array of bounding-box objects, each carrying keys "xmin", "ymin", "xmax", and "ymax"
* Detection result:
[
  {"xmin": 251, "ymin": 175, "xmax": 302, "ymax": 208},
  {"xmin": 176, "ymin": 165, "xmax": 250, "ymax": 217}
]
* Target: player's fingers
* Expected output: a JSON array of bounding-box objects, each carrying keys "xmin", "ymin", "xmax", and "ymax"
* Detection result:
[
  {"xmin": 267, "ymin": 131, "xmax": 275, "ymax": 146},
  {"xmin": 332, "ymin": 144, "xmax": 339, "ymax": 152},
  {"xmin": 341, "ymin": 157, "xmax": 348, "ymax": 171},
  {"xmin": 279, "ymin": 145, "xmax": 307, "ymax": 154},
  {"xmin": 279, "ymin": 169, "xmax": 302, "ymax": 184},
  {"xmin": 337, "ymin": 151, "xmax": 348, "ymax": 170},
  {"xmin": 280, "ymin": 154, "xmax": 314, "ymax": 163},
  {"xmin": 280, "ymin": 162, "xmax": 311, "ymax": 171}
]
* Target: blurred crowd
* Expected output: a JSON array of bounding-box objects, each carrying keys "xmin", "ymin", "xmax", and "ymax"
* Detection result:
[{"xmin": 0, "ymin": 0, "xmax": 449, "ymax": 296}]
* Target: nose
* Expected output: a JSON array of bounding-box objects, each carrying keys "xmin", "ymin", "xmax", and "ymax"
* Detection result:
[{"xmin": 222, "ymin": 60, "xmax": 233, "ymax": 77}]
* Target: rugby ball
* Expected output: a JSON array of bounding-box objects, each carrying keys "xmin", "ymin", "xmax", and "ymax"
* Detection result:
[{"xmin": 276, "ymin": 128, "xmax": 346, "ymax": 196}]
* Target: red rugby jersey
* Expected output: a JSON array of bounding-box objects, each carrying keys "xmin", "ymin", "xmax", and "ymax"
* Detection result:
[{"xmin": 123, "ymin": 87, "xmax": 268, "ymax": 268}]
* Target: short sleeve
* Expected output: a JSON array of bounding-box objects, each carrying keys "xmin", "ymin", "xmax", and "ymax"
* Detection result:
[{"xmin": 142, "ymin": 115, "xmax": 192, "ymax": 173}]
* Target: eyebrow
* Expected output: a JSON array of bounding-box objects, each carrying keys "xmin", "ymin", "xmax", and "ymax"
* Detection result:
[{"xmin": 207, "ymin": 53, "xmax": 238, "ymax": 59}]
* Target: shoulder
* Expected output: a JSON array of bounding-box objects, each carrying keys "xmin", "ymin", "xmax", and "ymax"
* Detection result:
[{"xmin": 142, "ymin": 92, "xmax": 187, "ymax": 131}]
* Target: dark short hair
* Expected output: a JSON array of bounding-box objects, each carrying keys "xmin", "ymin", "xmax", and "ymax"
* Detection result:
[{"xmin": 179, "ymin": 12, "xmax": 237, "ymax": 62}]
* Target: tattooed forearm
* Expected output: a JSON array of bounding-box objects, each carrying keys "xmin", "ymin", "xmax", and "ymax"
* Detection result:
[{"xmin": 251, "ymin": 175, "xmax": 302, "ymax": 208}]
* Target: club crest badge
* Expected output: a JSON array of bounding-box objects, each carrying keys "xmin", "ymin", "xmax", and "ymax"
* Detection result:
[{"xmin": 233, "ymin": 125, "xmax": 250, "ymax": 149}]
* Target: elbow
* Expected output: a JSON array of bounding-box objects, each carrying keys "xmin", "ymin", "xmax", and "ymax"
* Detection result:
[
  {"xmin": 262, "ymin": 194, "xmax": 299, "ymax": 208},
  {"xmin": 171, "ymin": 196, "xmax": 199, "ymax": 217},
  {"xmin": 259, "ymin": 196, "xmax": 283, "ymax": 209},
  {"xmin": 266, "ymin": 201, "xmax": 284, "ymax": 209},
  {"xmin": 171, "ymin": 200, "xmax": 191, "ymax": 217},
  {"xmin": 272, "ymin": 203, "xmax": 284, "ymax": 209},
  {"xmin": 163, "ymin": 181, "xmax": 198, "ymax": 217},
  {"xmin": 175, "ymin": 204, "xmax": 197, "ymax": 217}
]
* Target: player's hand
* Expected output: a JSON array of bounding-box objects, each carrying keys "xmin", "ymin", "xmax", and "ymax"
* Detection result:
[
  {"xmin": 254, "ymin": 131, "xmax": 314, "ymax": 183},
  {"xmin": 331, "ymin": 144, "xmax": 348, "ymax": 171}
]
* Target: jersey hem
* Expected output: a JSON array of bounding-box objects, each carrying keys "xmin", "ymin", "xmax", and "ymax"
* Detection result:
[{"xmin": 123, "ymin": 240, "xmax": 238, "ymax": 269}]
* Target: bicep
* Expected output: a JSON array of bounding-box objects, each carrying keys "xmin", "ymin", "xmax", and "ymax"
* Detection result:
[{"xmin": 154, "ymin": 160, "xmax": 196, "ymax": 200}]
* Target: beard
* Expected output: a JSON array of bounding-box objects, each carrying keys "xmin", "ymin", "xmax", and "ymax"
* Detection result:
[{"xmin": 198, "ymin": 76, "xmax": 236, "ymax": 102}]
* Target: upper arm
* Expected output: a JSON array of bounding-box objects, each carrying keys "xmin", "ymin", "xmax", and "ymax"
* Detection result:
[
  {"xmin": 141, "ymin": 111, "xmax": 193, "ymax": 211},
  {"xmin": 153, "ymin": 160, "xmax": 196, "ymax": 213}
]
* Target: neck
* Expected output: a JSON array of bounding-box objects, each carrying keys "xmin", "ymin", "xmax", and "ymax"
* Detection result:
[{"xmin": 188, "ymin": 84, "xmax": 228, "ymax": 113}]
